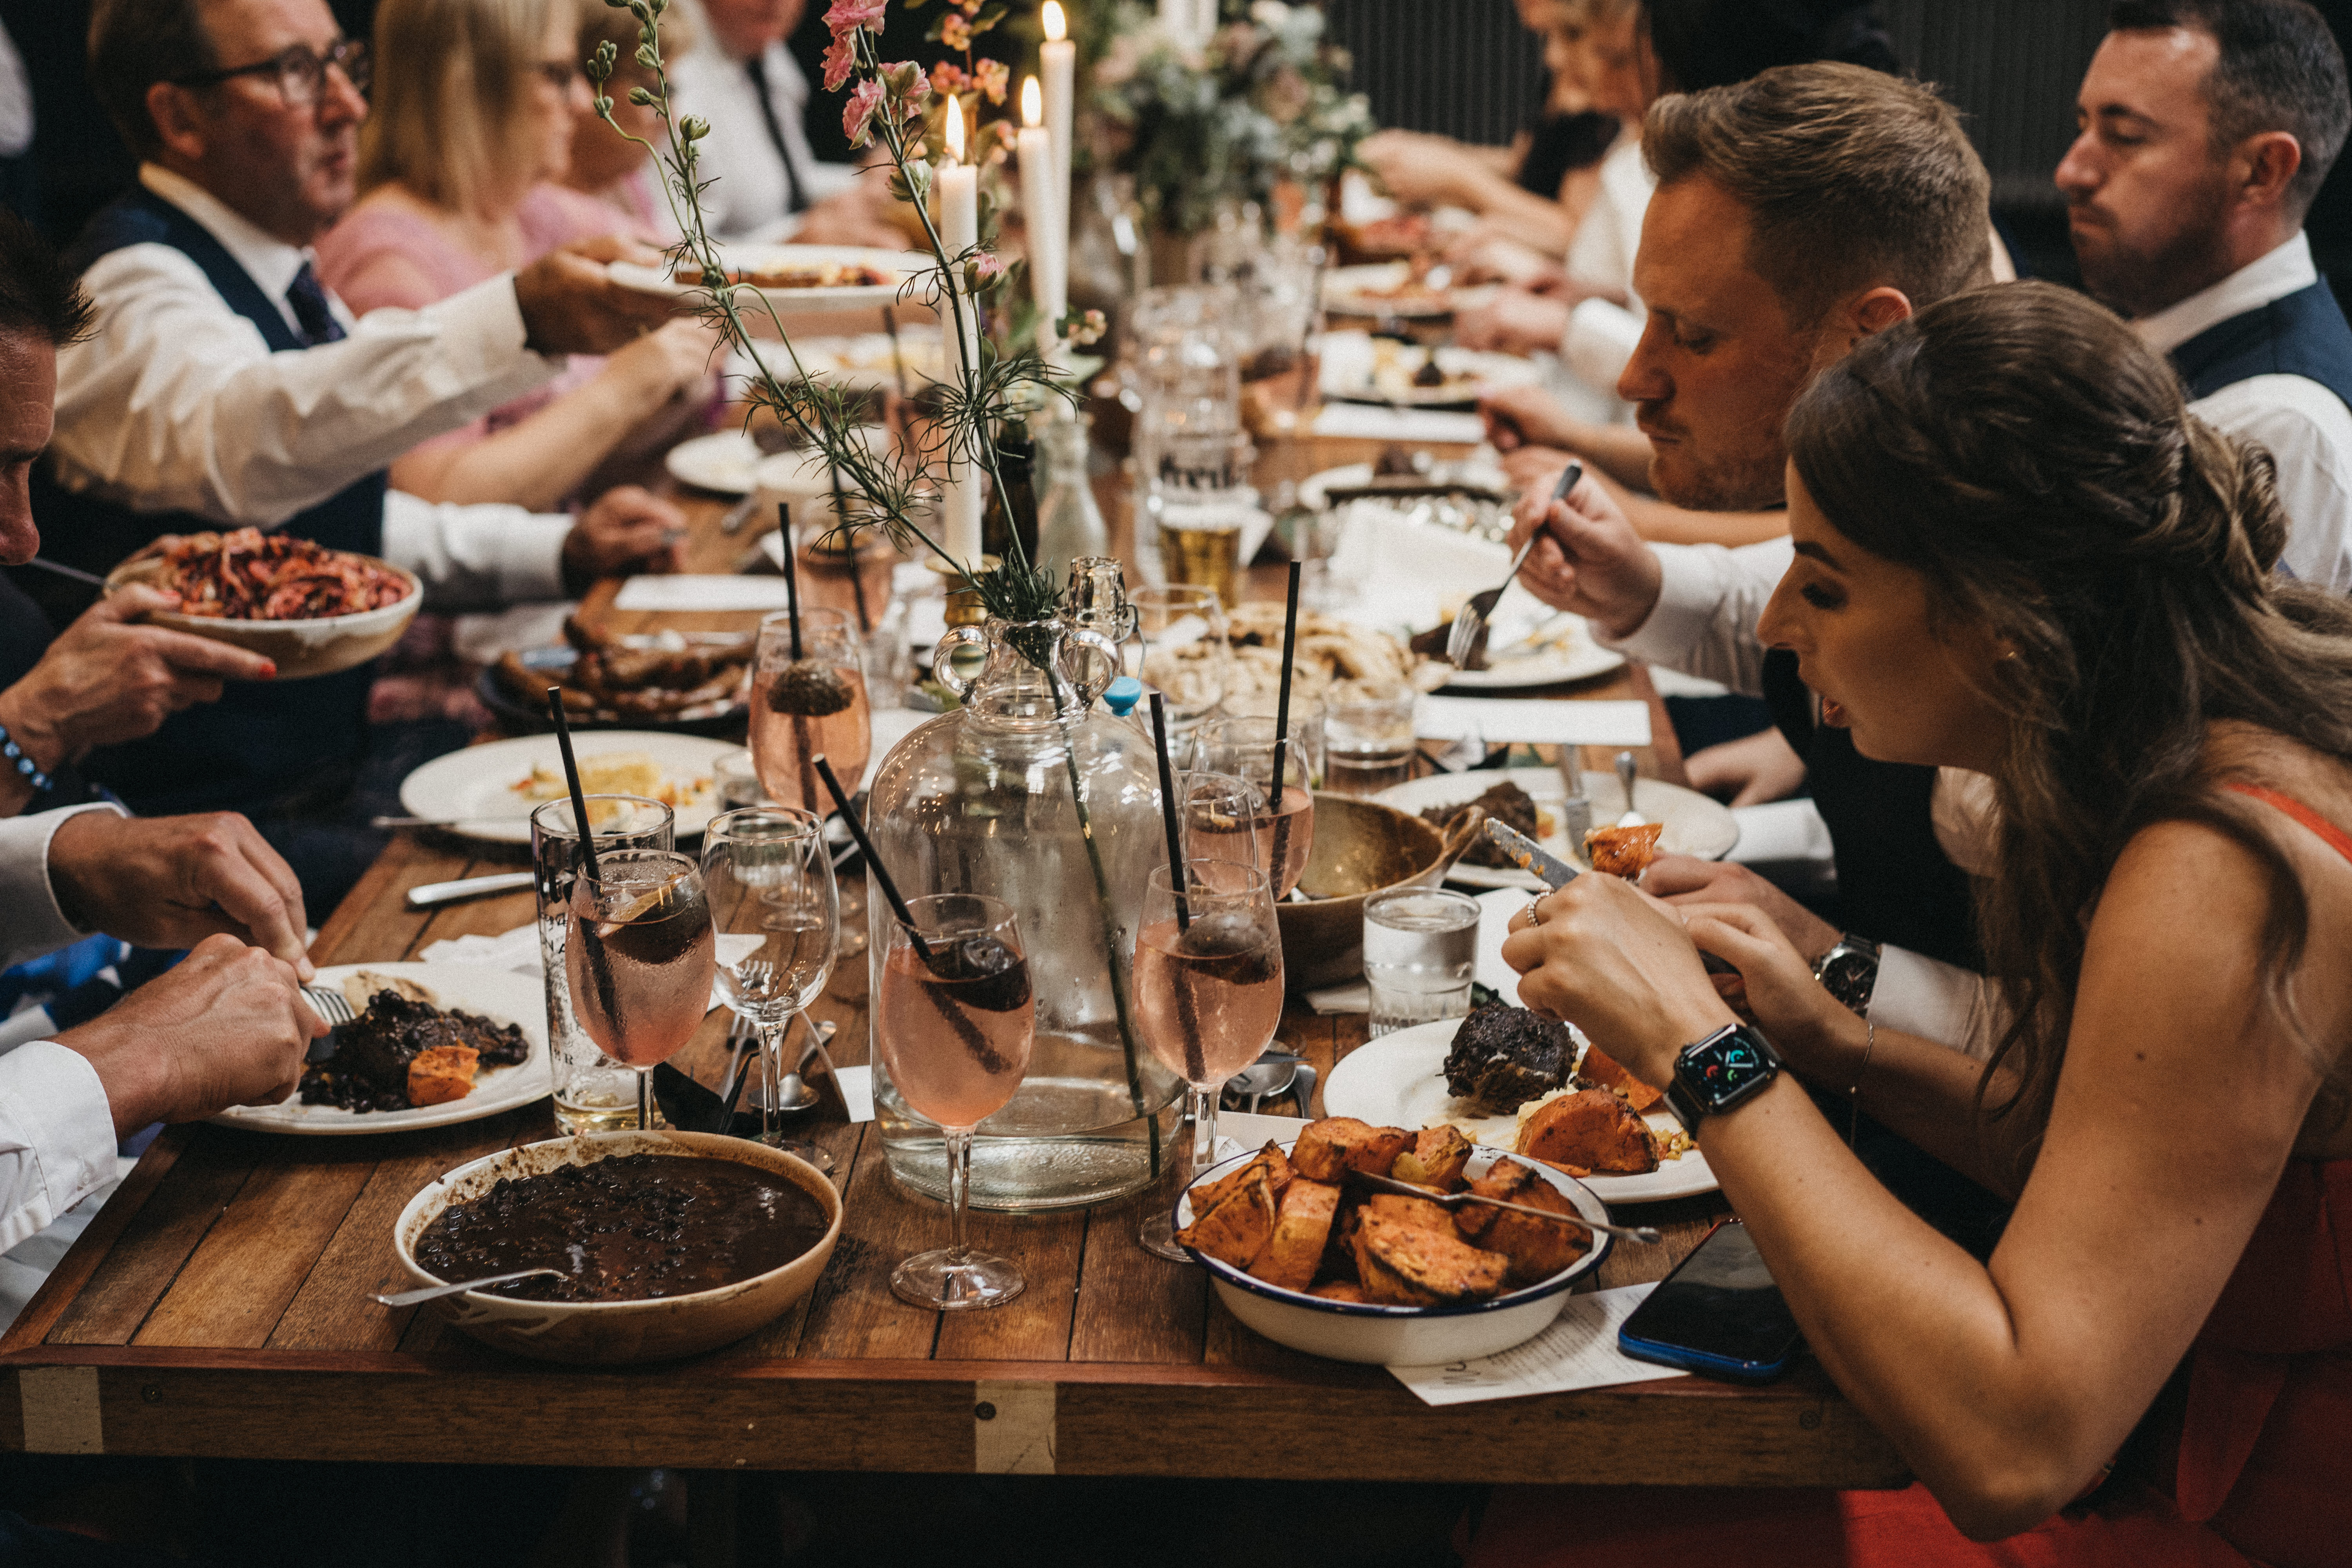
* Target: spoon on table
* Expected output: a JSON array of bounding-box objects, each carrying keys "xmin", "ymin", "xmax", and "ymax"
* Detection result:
[
  {"xmin": 374, "ymin": 1269, "xmax": 565, "ymax": 1308},
  {"xmin": 1341, "ymin": 1169, "xmax": 1662, "ymax": 1244},
  {"xmin": 1613, "ymin": 751, "xmax": 1644, "ymax": 828},
  {"xmin": 1448, "ymin": 461, "xmax": 1582, "ymax": 668},
  {"xmin": 1224, "ymin": 1051, "xmax": 1305, "ymax": 1116}
]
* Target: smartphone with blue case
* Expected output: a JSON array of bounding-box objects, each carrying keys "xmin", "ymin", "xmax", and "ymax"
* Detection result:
[{"xmin": 1618, "ymin": 1218, "xmax": 1803, "ymax": 1384}]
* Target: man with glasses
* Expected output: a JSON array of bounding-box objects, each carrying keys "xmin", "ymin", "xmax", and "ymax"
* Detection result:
[{"xmin": 13, "ymin": 0, "xmax": 699, "ymax": 913}]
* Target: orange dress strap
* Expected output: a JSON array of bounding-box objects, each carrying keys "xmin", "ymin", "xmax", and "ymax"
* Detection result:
[{"xmin": 2224, "ymin": 781, "xmax": 2352, "ymax": 865}]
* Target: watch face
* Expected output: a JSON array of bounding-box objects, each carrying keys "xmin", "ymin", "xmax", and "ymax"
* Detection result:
[
  {"xmin": 1820, "ymin": 951, "xmax": 1875, "ymax": 1007},
  {"xmin": 1686, "ymin": 1031, "xmax": 1774, "ymax": 1107}
]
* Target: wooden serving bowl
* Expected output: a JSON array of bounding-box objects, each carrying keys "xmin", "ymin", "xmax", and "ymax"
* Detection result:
[
  {"xmin": 392, "ymin": 1131, "xmax": 842, "ymax": 1365},
  {"xmin": 1276, "ymin": 794, "xmax": 1484, "ymax": 990},
  {"xmin": 104, "ymin": 549, "xmax": 422, "ymax": 681}
]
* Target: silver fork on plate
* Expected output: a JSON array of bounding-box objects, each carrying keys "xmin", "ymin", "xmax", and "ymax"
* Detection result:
[
  {"xmin": 301, "ymin": 984, "xmax": 356, "ymax": 1065},
  {"xmin": 1447, "ymin": 460, "xmax": 1583, "ymax": 668}
]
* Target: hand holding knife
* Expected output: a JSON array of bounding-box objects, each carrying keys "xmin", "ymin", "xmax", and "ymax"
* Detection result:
[{"xmin": 1481, "ymin": 818, "xmax": 1739, "ymax": 976}]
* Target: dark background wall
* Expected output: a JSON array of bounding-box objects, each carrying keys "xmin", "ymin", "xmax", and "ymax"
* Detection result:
[{"xmin": 4, "ymin": 0, "xmax": 2350, "ymax": 299}]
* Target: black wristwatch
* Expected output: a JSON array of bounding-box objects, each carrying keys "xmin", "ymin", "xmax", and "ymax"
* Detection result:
[
  {"xmin": 1664, "ymin": 1023, "xmax": 1783, "ymax": 1135},
  {"xmin": 1813, "ymin": 933, "xmax": 1881, "ymax": 1016}
]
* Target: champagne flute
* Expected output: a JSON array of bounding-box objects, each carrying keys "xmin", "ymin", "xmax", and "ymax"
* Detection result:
[
  {"xmin": 566, "ymin": 848, "xmax": 719, "ymax": 1131},
  {"xmin": 1134, "ymin": 859, "xmax": 1286, "ymax": 1260},
  {"xmin": 1198, "ymin": 714, "xmax": 1321, "ymax": 898},
  {"xmin": 750, "ymin": 606, "xmax": 872, "ymax": 815},
  {"xmin": 702, "ymin": 807, "xmax": 838, "ymax": 1170},
  {"xmin": 874, "ymin": 894, "xmax": 1035, "ymax": 1311}
]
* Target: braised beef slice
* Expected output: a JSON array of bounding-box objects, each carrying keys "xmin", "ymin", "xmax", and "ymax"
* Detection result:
[
  {"xmin": 1441, "ymin": 1003, "xmax": 1572, "ymax": 1113},
  {"xmin": 299, "ymin": 989, "xmax": 528, "ymax": 1112},
  {"xmin": 1422, "ymin": 780, "xmax": 1539, "ymax": 868}
]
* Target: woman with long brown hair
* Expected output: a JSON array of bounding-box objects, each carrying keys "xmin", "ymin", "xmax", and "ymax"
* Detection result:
[{"xmin": 1480, "ymin": 280, "xmax": 2352, "ymax": 1564}]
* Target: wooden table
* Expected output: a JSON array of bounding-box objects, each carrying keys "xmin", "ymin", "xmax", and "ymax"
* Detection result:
[{"xmin": 0, "ymin": 432, "xmax": 1904, "ymax": 1493}]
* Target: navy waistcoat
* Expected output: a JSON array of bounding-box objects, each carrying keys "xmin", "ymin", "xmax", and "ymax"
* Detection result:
[
  {"xmin": 13, "ymin": 186, "xmax": 390, "ymax": 817},
  {"xmin": 2168, "ymin": 276, "xmax": 2352, "ymax": 412}
]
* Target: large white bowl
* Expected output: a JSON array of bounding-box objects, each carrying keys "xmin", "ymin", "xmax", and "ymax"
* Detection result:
[
  {"xmin": 1177, "ymin": 1141, "xmax": 1612, "ymax": 1364},
  {"xmin": 105, "ymin": 548, "xmax": 422, "ymax": 681},
  {"xmin": 392, "ymin": 1131, "xmax": 841, "ymax": 1365}
]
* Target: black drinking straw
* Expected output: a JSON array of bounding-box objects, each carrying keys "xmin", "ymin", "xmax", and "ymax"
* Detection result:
[
  {"xmin": 778, "ymin": 503, "xmax": 804, "ymax": 660},
  {"xmin": 1269, "ymin": 560, "xmax": 1303, "ymax": 811},
  {"xmin": 810, "ymin": 753, "xmax": 929, "ymax": 964},
  {"xmin": 1148, "ymin": 691, "xmax": 1192, "ymax": 933},
  {"xmin": 548, "ymin": 688, "xmax": 622, "ymax": 1102},
  {"xmin": 825, "ymin": 465, "xmax": 874, "ymax": 632}
]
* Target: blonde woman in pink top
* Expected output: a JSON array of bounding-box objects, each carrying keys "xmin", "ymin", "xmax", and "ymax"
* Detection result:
[{"xmin": 318, "ymin": 0, "xmax": 716, "ymax": 512}]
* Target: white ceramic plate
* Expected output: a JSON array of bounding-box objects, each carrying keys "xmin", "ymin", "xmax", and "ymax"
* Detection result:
[
  {"xmin": 1322, "ymin": 262, "xmax": 1498, "ymax": 319},
  {"xmin": 664, "ymin": 430, "xmax": 764, "ymax": 495},
  {"xmin": 1441, "ymin": 606, "xmax": 1626, "ymax": 689},
  {"xmin": 210, "ymin": 963, "xmax": 546, "ymax": 1136},
  {"xmin": 1322, "ymin": 1020, "xmax": 1719, "ymax": 1204},
  {"xmin": 608, "ymin": 243, "xmax": 924, "ymax": 305},
  {"xmin": 1296, "ymin": 461, "xmax": 1512, "ymax": 510},
  {"xmin": 398, "ymin": 731, "xmax": 734, "ymax": 844},
  {"xmin": 1177, "ymin": 1138, "xmax": 1612, "ymax": 1363},
  {"xmin": 728, "ymin": 334, "xmax": 944, "ymax": 392},
  {"xmin": 1321, "ymin": 343, "xmax": 1543, "ymax": 408},
  {"xmin": 1376, "ymin": 766, "xmax": 1739, "ymax": 891}
]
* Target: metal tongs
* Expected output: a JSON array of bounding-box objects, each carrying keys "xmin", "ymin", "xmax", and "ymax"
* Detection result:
[{"xmin": 1341, "ymin": 1168, "xmax": 1661, "ymax": 1244}]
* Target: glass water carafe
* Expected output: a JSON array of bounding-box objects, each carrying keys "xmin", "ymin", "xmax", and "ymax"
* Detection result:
[{"xmin": 864, "ymin": 614, "xmax": 1183, "ymax": 1210}]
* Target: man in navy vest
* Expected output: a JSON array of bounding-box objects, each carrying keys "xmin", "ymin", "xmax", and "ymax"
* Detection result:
[
  {"xmin": 21, "ymin": 0, "xmax": 698, "ymax": 912},
  {"xmin": 2062, "ymin": 0, "xmax": 2352, "ymax": 591}
]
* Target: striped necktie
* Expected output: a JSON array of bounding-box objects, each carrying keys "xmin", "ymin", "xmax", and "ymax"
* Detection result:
[
  {"xmin": 744, "ymin": 52, "xmax": 809, "ymax": 215},
  {"xmin": 285, "ymin": 260, "xmax": 345, "ymax": 346}
]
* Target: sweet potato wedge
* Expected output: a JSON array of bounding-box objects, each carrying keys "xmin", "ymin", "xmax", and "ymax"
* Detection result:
[
  {"xmin": 1189, "ymin": 1142, "xmax": 1294, "ymax": 1216},
  {"xmin": 1577, "ymin": 1044, "xmax": 1663, "ymax": 1113},
  {"xmin": 1290, "ymin": 1117, "xmax": 1412, "ymax": 1182},
  {"xmin": 1353, "ymin": 1220, "xmax": 1443, "ymax": 1306},
  {"xmin": 1174, "ymin": 1167, "xmax": 1278, "ymax": 1271},
  {"xmin": 1392, "ymin": 1125, "xmax": 1474, "ymax": 1190},
  {"xmin": 1457, "ymin": 1157, "xmax": 1590, "ymax": 1284},
  {"xmin": 1518, "ymin": 1088, "xmax": 1658, "ymax": 1174},
  {"xmin": 1247, "ymin": 1178, "xmax": 1341, "ymax": 1292},
  {"xmin": 405, "ymin": 1045, "xmax": 478, "ymax": 1108},
  {"xmin": 1364, "ymin": 1191, "xmax": 1454, "ymax": 1232},
  {"xmin": 1356, "ymin": 1214, "xmax": 1510, "ymax": 1304}
]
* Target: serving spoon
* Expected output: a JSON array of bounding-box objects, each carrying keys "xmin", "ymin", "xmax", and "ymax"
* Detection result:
[
  {"xmin": 374, "ymin": 1268, "xmax": 565, "ymax": 1308},
  {"xmin": 1341, "ymin": 1169, "xmax": 1662, "ymax": 1244}
]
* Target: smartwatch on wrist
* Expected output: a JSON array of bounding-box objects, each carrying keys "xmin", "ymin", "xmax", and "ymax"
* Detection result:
[
  {"xmin": 1664, "ymin": 1023, "xmax": 1783, "ymax": 1135},
  {"xmin": 1813, "ymin": 933, "xmax": 1881, "ymax": 1016}
]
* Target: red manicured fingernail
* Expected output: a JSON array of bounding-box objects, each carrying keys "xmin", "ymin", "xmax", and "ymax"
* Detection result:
[{"xmin": 259, "ymin": 660, "xmax": 277, "ymax": 679}]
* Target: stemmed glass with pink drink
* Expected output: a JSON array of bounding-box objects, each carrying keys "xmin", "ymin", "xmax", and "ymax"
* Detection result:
[
  {"xmin": 565, "ymin": 848, "xmax": 719, "ymax": 1131},
  {"xmin": 1134, "ymin": 858, "xmax": 1286, "ymax": 1261},
  {"xmin": 874, "ymin": 893, "xmax": 1036, "ymax": 1311},
  {"xmin": 750, "ymin": 606, "xmax": 872, "ymax": 816}
]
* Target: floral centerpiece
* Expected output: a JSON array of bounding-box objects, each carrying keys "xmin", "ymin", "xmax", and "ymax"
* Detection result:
[{"xmin": 1092, "ymin": 0, "xmax": 1375, "ymax": 239}]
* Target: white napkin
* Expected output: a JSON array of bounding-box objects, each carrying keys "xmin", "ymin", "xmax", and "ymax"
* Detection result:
[
  {"xmin": 1727, "ymin": 798, "xmax": 1835, "ymax": 867},
  {"xmin": 1310, "ymin": 404, "xmax": 1487, "ymax": 445},
  {"xmin": 1475, "ymin": 887, "xmax": 1533, "ymax": 998},
  {"xmin": 829, "ymin": 1063, "xmax": 876, "ymax": 1122},
  {"xmin": 1386, "ymin": 1283, "xmax": 1687, "ymax": 1402},
  {"xmin": 418, "ymin": 923, "xmax": 541, "ymax": 975},
  {"xmin": 1303, "ymin": 981, "xmax": 1370, "ymax": 1016},
  {"xmin": 613, "ymin": 575, "xmax": 797, "ymax": 612},
  {"xmin": 1414, "ymin": 696, "xmax": 1651, "ymax": 748}
]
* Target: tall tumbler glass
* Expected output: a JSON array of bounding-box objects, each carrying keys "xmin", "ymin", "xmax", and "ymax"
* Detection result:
[
  {"xmin": 532, "ymin": 794, "xmax": 674, "ymax": 1132},
  {"xmin": 1362, "ymin": 886, "xmax": 1481, "ymax": 1037},
  {"xmin": 1198, "ymin": 712, "xmax": 1323, "ymax": 899}
]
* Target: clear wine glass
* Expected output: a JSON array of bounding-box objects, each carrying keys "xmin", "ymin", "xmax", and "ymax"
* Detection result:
[
  {"xmin": 873, "ymin": 894, "xmax": 1035, "ymax": 1311},
  {"xmin": 1196, "ymin": 714, "xmax": 1321, "ymax": 898},
  {"xmin": 702, "ymin": 807, "xmax": 839, "ymax": 1169},
  {"xmin": 1134, "ymin": 858, "xmax": 1286, "ymax": 1260},
  {"xmin": 565, "ymin": 848, "xmax": 719, "ymax": 1131},
  {"xmin": 1130, "ymin": 585, "xmax": 1230, "ymax": 755},
  {"xmin": 750, "ymin": 606, "xmax": 872, "ymax": 815},
  {"xmin": 1175, "ymin": 769, "xmax": 1266, "ymax": 873}
]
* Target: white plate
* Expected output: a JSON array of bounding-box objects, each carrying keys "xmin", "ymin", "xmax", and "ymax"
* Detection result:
[
  {"xmin": 664, "ymin": 431, "xmax": 764, "ymax": 495},
  {"xmin": 398, "ymin": 731, "xmax": 734, "ymax": 844},
  {"xmin": 1375, "ymin": 766, "xmax": 1739, "ymax": 891},
  {"xmin": 1320, "ymin": 341, "xmax": 1543, "ymax": 408},
  {"xmin": 608, "ymin": 243, "xmax": 924, "ymax": 305},
  {"xmin": 1441, "ymin": 606, "xmax": 1626, "ymax": 689},
  {"xmin": 210, "ymin": 963, "xmax": 547, "ymax": 1136},
  {"xmin": 1322, "ymin": 1021, "xmax": 1719, "ymax": 1204},
  {"xmin": 728, "ymin": 334, "xmax": 944, "ymax": 392},
  {"xmin": 1297, "ymin": 461, "xmax": 1512, "ymax": 510},
  {"xmin": 1322, "ymin": 262, "xmax": 1498, "ymax": 319}
]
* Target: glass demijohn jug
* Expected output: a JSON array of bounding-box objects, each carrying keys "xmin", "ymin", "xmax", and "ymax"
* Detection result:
[{"xmin": 864, "ymin": 613, "xmax": 1183, "ymax": 1210}]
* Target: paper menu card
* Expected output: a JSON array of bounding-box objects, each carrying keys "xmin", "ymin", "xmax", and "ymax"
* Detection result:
[
  {"xmin": 1414, "ymin": 695, "xmax": 1651, "ymax": 748},
  {"xmin": 612, "ymin": 575, "xmax": 796, "ymax": 612},
  {"xmin": 1387, "ymin": 1284, "xmax": 1688, "ymax": 1404},
  {"xmin": 1311, "ymin": 403, "xmax": 1488, "ymax": 445}
]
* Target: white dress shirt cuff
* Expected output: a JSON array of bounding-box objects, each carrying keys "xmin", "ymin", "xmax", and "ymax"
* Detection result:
[
  {"xmin": 1869, "ymin": 944, "xmax": 2000, "ymax": 1062},
  {"xmin": 381, "ymin": 492, "xmax": 574, "ymax": 610},
  {"xmin": 0, "ymin": 802, "xmax": 129, "ymax": 971},
  {"xmin": 1604, "ymin": 537, "xmax": 1793, "ymax": 695},
  {"xmin": 0, "ymin": 1042, "xmax": 117, "ymax": 1253}
]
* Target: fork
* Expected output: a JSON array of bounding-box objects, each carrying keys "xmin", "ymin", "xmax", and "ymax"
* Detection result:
[
  {"xmin": 1447, "ymin": 460, "xmax": 1582, "ymax": 668},
  {"xmin": 301, "ymin": 984, "xmax": 356, "ymax": 1065},
  {"xmin": 1341, "ymin": 1169, "xmax": 1662, "ymax": 1243}
]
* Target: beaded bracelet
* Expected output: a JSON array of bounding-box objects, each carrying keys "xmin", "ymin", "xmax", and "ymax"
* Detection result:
[{"xmin": 0, "ymin": 722, "xmax": 53, "ymax": 795}]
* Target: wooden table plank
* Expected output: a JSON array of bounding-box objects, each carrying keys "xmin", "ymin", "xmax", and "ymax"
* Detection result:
[{"xmin": 45, "ymin": 1130, "xmax": 260, "ymax": 1347}]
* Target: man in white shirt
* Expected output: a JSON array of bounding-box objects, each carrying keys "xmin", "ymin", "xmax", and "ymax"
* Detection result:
[
  {"xmin": 24, "ymin": 0, "xmax": 701, "ymax": 909},
  {"xmin": 670, "ymin": 0, "xmax": 906, "ymax": 245}
]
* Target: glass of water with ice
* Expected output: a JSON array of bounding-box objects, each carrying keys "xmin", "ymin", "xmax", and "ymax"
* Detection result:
[{"xmin": 1362, "ymin": 887, "xmax": 1481, "ymax": 1037}]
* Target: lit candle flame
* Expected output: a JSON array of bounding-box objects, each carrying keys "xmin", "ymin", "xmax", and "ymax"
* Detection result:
[
  {"xmin": 944, "ymin": 93, "xmax": 965, "ymax": 162},
  {"xmin": 1021, "ymin": 75, "xmax": 1042, "ymax": 129},
  {"xmin": 1043, "ymin": 1, "xmax": 1065, "ymax": 43}
]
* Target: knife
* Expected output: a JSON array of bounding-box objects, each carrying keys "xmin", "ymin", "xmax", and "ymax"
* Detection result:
[
  {"xmin": 1481, "ymin": 818, "xmax": 1737, "ymax": 975},
  {"xmin": 1557, "ymin": 746, "xmax": 1593, "ymax": 848},
  {"xmin": 405, "ymin": 871, "xmax": 537, "ymax": 909}
]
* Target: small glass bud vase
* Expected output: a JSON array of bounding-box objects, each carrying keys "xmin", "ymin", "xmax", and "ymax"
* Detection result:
[{"xmin": 1033, "ymin": 415, "xmax": 1111, "ymax": 587}]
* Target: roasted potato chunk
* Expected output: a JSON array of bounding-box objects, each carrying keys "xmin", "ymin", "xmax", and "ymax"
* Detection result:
[
  {"xmin": 1290, "ymin": 1117, "xmax": 1412, "ymax": 1182},
  {"xmin": 1457, "ymin": 1158, "xmax": 1590, "ymax": 1284},
  {"xmin": 404, "ymin": 1045, "xmax": 478, "ymax": 1107},
  {"xmin": 1354, "ymin": 1214, "xmax": 1510, "ymax": 1304},
  {"xmin": 1392, "ymin": 1125, "xmax": 1474, "ymax": 1190},
  {"xmin": 1247, "ymin": 1178, "xmax": 1341, "ymax": 1292},
  {"xmin": 1519, "ymin": 1088, "xmax": 1658, "ymax": 1174},
  {"xmin": 1364, "ymin": 1191, "xmax": 1454, "ymax": 1232},
  {"xmin": 1175, "ymin": 1168, "xmax": 1278, "ymax": 1271},
  {"xmin": 1189, "ymin": 1142, "xmax": 1294, "ymax": 1216},
  {"xmin": 1576, "ymin": 1044, "xmax": 1663, "ymax": 1113}
]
